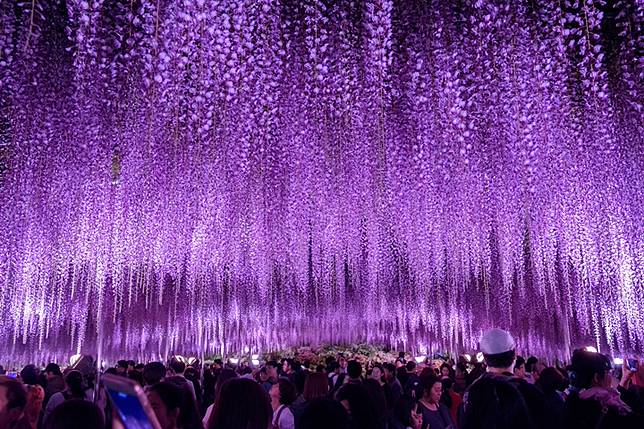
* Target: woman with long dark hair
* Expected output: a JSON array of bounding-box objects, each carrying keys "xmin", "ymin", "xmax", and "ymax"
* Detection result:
[{"xmin": 207, "ymin": 378, "xmax": 272, "ymax": 429}]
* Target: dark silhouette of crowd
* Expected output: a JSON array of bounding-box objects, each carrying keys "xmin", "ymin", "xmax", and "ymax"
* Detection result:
[{"xmin": 0, "ymin": 329, "xmax": 642, "ymax": 429}]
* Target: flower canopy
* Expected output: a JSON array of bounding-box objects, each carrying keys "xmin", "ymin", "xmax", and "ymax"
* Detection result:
[{"xmin": 0, "ymin": 0, "xmax": 642, "ymax": 363}]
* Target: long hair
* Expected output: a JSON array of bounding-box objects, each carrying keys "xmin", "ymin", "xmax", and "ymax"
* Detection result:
[
  {"xmin": 64, "ymin": 371, "xmax": 85, "ymax": 398},
  {"xmin": 303, "ymin": 372, "xmax": 329, "ymax": 401},
  {"xmin": 208, "ymin": 378, "xmax": 272, "ymax": 429}
]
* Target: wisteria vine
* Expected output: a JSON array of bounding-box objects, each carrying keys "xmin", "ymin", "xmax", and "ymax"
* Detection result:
[{"xmin": 0, "ymin": 0, "xmax": 642, "ymax": 364}]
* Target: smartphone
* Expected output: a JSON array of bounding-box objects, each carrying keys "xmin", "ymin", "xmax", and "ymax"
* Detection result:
[
  {"xmin": 6, "ymin": 371, "xmax": 18, "ymax": 378},
  {"xmin": 102, "ymin": 374, "xmax": 161, "ymax": 429},
  {"xmin": 627, "ymin": 359, "xmax": 638, "ymax": 372}
]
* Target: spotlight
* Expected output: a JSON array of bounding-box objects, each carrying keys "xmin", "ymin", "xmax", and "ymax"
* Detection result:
[
  {"xmin": 251, "ymin": 354, "xmax": 259, "ymax": 360},
  {"xmin": 69, "ymin": 354, "xmax": 82, "ymax": 366},
  {"xmin": 463, "ymin": 354, "xmax": 471, "ymax": 362},
  {"xmin": 613, "ymin": 357, "xmax": 624, "ymax": 365},
  {"xmin": 476, "ymin": 352, "xmax": 484, "ymax": 363},
  {"xmin": 584, "ymin": 346, "xmax": 598, "ymax": 353},
  {"xmin": 414, "ymin": 356, "xmax": 426, "ymax": 364},
  {"xmin": 229, "ymin": 358, "xmax": 239, "ymax": 365},
  {"xmin": 244, "ymin": 346, "xmax": 250, "ymax": 353},
  {"xmin": 251, "ymin": 359, "xmax": 260, "ymax": 366},
  {"xmin": 187, "ymin": 357, "xmax": 197, "ymax": 365}
]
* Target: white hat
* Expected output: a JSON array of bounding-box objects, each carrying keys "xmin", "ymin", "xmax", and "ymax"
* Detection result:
[{"xmin": 480, "ymin": 328, "xmax": 515, "ymax": 355}]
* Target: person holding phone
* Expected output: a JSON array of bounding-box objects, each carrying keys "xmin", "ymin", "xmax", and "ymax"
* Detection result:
[{"xmin": 618, "ymin": 357, "xmax": 643, "ymax": 417}]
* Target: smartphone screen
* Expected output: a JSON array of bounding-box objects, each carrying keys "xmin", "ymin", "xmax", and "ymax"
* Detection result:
[
  {"xmin": 106, "ymin": 388, "xmax": 155, "ymax": 429},
  {"xmin": 7, "ymin": 372, "xmax": 17, "ymax": 378},
  {"xmin": 627, "ymin": 359, "xmax": 638, "ymax": 371}
]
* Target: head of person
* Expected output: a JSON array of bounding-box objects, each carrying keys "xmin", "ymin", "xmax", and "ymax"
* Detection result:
[
  {"xmin": 45, "ymin": 363, "xmax": 62, "ymax": 380},
  {"xmin": 303, "ymin": 372, "xmax": 329, "ymax": 401},
  {"xmin": 269, "ymin": 379, "xmax": 297, "ymax": 409},
  {"xmin": 266, "ymin": 361, "xmax": 279, "ymax": 379},
  {"xmin": 64, "ymin": 370, "xmax": 85, "ymax": 398},
  {"xmin": 208, "ymin": 378, "xmax": 272, "ymax": 429},
  {"xmin": 370, "ymin": 364, "xmax": 383, "ymax": 382},
  {"xmin": 184, "ymin": 367, "xmax": 199, "ymax": 384},
  {"xmin": 258, "ymin": 367, "xmax": 269, "ymax": 383},
  {"xmin": 127, "ymin": 360, "xmax": 136, "ymax": 371},
  {"xmin": 420, "ymin": 374, "xmax": 442, "ymax": 404},
  {"xmin": 44, "ymin": 399, "xmax": 104, "ymax": 429},
  {"xmin": 168, "ymin": 358, "xmax": 185, "ymax": 375},
  {"xmin": 116, "ymin": 360, "xmax": 128, "ymax": 375},
  {"xmin": 480, "ymin": 328, "xmax": 516, "ymax": 372},
  {"xmin": 514, "ymin": 356, "xmax": 526, "ymax": 378},
  {"xmin": 0, "ymin": 376, "xmax": 27, "ymax": 428},
  {"xmin": 462, "ymin": 376, "xmax": 535, "ymax": 429},
  {"xmin": 525, "ymin": 356, "xmax": 538, "ymax": 374},
  {"xmin": 128, "ymin": 369, "xmax": 144, "ymax": 386},
  {"xmin": 567, "ymin": 349, "xmax": 612, "ymax": 389},
  {"xmin": 347, "ymin": 360, "xmax": 362, "ymax": 380},
  {"xmin": 406, "ymin": 361, "xmax": 417, "ymax": 373},
  {"xmin": 146, "ymin": 382, "xmax": 182, "ymax": 429},
  {"xmin": 383, "ymin": 363, "xmax": 396, "ymax": 382},
  {"xmin": 328, "ymin": 361, "xmax": 340, "ymax": 375},
  {"xmin": 440, "ymin": 363, "xmax": 452, "ymax": 379},
  {"xmin": 214, "ymin": 369, "xmax": 238, "ymax": 400},
  {"xmin": 143, "ymin": 362, "xmax": 166, "ymax": 386},
  {"xmin": 535, "ymin": 367, "xmax": 566, "ymax": 394},
  {"xmin": 299, "ymin": 398, "xmax": 351, "ymax": 429},
  {"xmin": 20, "ymin": 365, "xmax": 40, "ymax": 386},
  {"xmin": 281, "ymin": 359, "xmax": 292, "ymax": 374}
]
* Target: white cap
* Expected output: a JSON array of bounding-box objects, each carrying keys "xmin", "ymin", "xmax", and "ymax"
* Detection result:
[{"xmin": 480, "ymin": 328, "xmax": 515, "ymax": 355}]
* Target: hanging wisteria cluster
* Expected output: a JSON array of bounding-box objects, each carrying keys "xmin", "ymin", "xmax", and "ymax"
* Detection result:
[{"xmin": 0, "ymin": 0, "xmax": 642, "ymax": 363}]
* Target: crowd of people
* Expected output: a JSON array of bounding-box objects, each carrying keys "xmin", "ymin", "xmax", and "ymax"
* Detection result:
[{"xmin": 0, "ymin": 328, "xmax": 642, "ymax": 429}]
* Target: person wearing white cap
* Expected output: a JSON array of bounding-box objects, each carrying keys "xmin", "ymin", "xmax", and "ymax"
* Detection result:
[
  {"xmin": 459, "ymin": 328, "xmax": 548, "ymax": 429},
  {"xmin": 479, "ymin": 328, "xmax": 517, "ymax": 375}
]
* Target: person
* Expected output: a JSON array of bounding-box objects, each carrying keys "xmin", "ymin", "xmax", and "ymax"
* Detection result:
[
  {"xmin": 383, "ymin": 362, "xmax": 403, "ymax": 409},
  {"xmin": 116, "ymin": 361, "xmax": 129, "ymax": 376},
  {"xmin": 143, "ymin": 362, "xmax": 166, "ymax": 387},
  {"xmin": 526, "ymin": 357, "xmax": 539, "ymax": 383},
  {"xmin": 263, "ymin": 361, "xmax": 279, "ymax": 393},
  {"xmin": 461, "ymin": 376, "xmax": 535, "ymax": 429},
  {"xmin": 184, "ymin": 367, "xmax": 202, "ymax": 408},
  {"xmin": 440, "ymin": 363, "xmax": 454, "ymax": 380},
  {"xmin": 563, "ymin": 349, "xmax": 641, "ymax": 428},
  {"xmin": 303, "ymin": 372, "xmax": 329, "ymax": 402},
  {"xmin": 202, "ymin": 369, "xmax": 237, "ymax": 427},
  {"xmin": 43, "ymin": 370, "xmax": 91, "ymax": 425},
  {"xmin": 299, "ymin": 398, "xmax": 351, "ymax": 429},
  {"xmin": 441, "ymin": 377, "xmax": 461, "ymax": 425},
  {"xmin": 404, "ymin": 361, "xmax": 421, "ymax": 398},
  {"xmin": 363, "ymin": 378, "xmax": 388, "ymax": 428},
  {"xmin": 346, "ymin": 360, "xmax": 362, "ymax": 384},
  {"xmin": 454, "ymin": 362, "xmax": 468, "ymax": 393},
  {"xmin": 128, "ymin": 369, "xmax": 144, "ymax": 386},
  {"xmin": 514, "ymin": 356, "xmax": 527, "ymax": 379},
  {"xmin": 0, "ymin": 375, "xmax": 28, "ymax": 429},
  {"xmin": 269, "ymin": 379, "xmax": 296, "ymax": 429},
  {"xmin": 461, "ymin": 328, "xmax": 545, "ymax": 428},
  {"xmin": 535, "ymin": 367, "xmax": 565, "ymax": 429},
  {"xmin": 335, "ymin": 383, "xmax": 380, "ymax": 429},
  {"xmin": 618, "ymin": 358, "xmax": 644, "ymax": 417},
  {"xmin": 18, "ymin": 365, "xmax": 44, "ymax": 429},
  {"xmin": 392, "ymin": 396, "xmax": 423, "ymax": 429},
  {"xmin": 44, "ymin": 364, "xmax": 65, "ymax": 404},
  {"xmin": 147, "ymin": 382, "xmax": 182, "ymax": 429},
  {"xmin": 369, "ymin": 364, "xmax": 385, "ymax": 385},
  {"xmin": 327, "ymin": 361, "xmax": 344, "ymax": 394},
  {"xmin": 43, "ymin": 399, "xmax": 104, "ymax": 429},
  {"xmin": 165, "ymin": 359, "xmax": 202, "ymax": 429},
  {"xmin": 417, "ymin": 374, "xmax": 455, "ymax": 429},
  {"xmin": 207, "ymin": 378, "xmax": 272, "ymax": 429}
]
